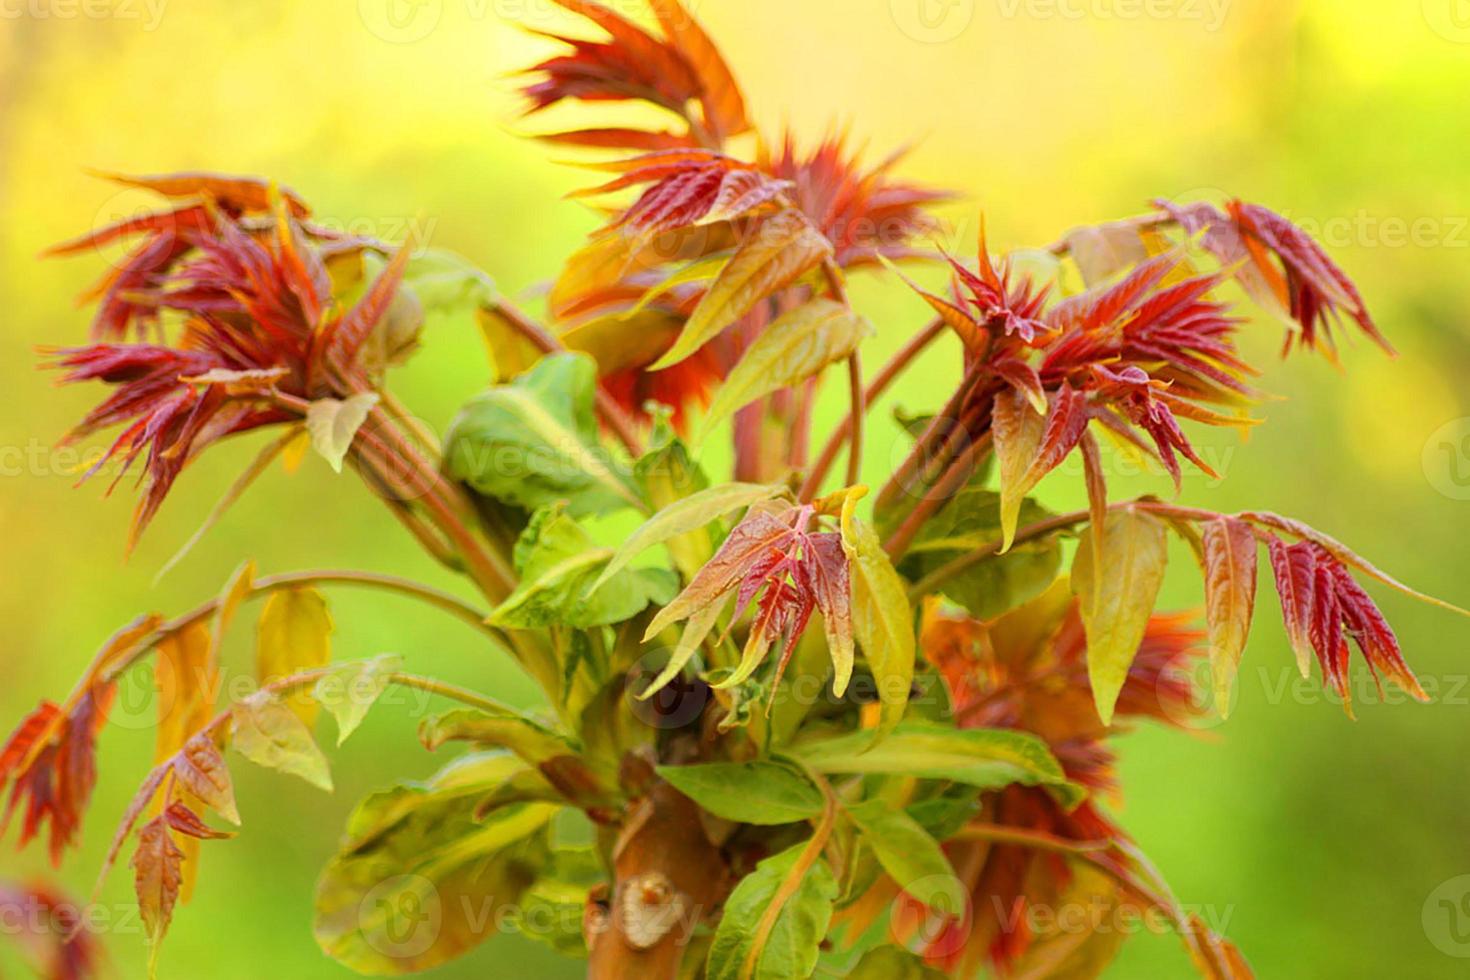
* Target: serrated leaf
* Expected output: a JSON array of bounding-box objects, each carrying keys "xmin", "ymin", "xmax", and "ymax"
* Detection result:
[
  {"xmin": 840, "ymin": 494, "xmax": 915, "ymax": 738},
  {"xmin": 173, "ymin": 733, "xmax": 240, "ymax": 825},
  {"xmin": 699, "ymin": 299, "xmax": 872, "ymax": 438},
  {"xmin": 656, "ymin": 760, "xmax": 823, "ymax": 825},
  {"xmin": 230, "ymin": 691, "xmax": 333, "ymax": 792},
  {"xmin": 313, "ymin": 654, "xmax": 404, "ymax": 746},
  {"xmin": 789, "ymin": 721, "xmax": 1083, "ymax": 808},
  {"xmin": 445, "ymin": 353, "xmax": 640, "ymax": 515},
  {"xmin": 1201, "ymin": 519, "xmax": 1258, "ymax": 716},
  {"xmin": 306, "ymin": 392, "xmax": 379, "ymax": 472},
  {"xmin": 256, "ymin": 587, "xmax": 334, "ymax": 727},
  {"xmin": 652, "ymin": 209, "xmax": 832, "ymax": 370},
  {"xmin": 1072, "ymin": 509, "xmax": 1170, "ymax": 725},
  {"xmin": 845, "ymin": 799, "xmax": 965, "ymax": 916},
  {"xmin": 706, "ymin": 844, "xmax": 836, "ymax": 980},
  {"xmin": 132, "ymin": 816, "xmax": 183, "ymax": 976},
  {"xmin": 594, "ymin": 482, "xmax": 787, "ymax": 592},
  {"xmin": 491, "ymin": 504, "xmax": 676, "ymax": 629}
]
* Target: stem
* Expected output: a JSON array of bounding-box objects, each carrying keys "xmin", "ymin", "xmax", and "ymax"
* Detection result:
[
  {"xmin": 799, "ymin": 317, "xmax": 945, "ymax": 501},
  {"xmin": 881, "ymin": 431, "xmax": 992, "ymax": 559},
  {"xmin": 488, "ymin": 297, "xmax": 644, "ymax": 457},
  {"xmin": 875, "ymin": 364, "xmax": 983, "ymax": 513},
  {"xmin": 844, "ymin": 352, "xmax": 864, "ymax": 487},
  {"xmin": 96, "ymin": 569, "xmax": 504, "ymax": 686}
]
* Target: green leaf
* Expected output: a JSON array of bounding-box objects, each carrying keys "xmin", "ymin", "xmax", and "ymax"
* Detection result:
[
  {"xmin": 229, "ymin": 691, "xmax": 333, "ymax": 791},
  {"xmin": 706, "ymin": 844, "xmax": 837, "ymax": 980},
  {"xmin": 445, "ymin": 353, "xmax": 640, "ymax": 515},
  {"xmin": 992, "ymin": 386, "xmax": 1046, "ymax": 551},
  {"xmin": 593, "ymin": 482, "xmax": 788, "ymax": 592},
  {"xmin": 404, "ymin": 247, "xmax": 497, "ymax": 316},
  {"xmin": 699, "ymin": 299, "xmax": 872, "ymax": 439},
  {"xmin": 840, "ymin": 496, "xmax": 915, "ymax": 738},
  {"xmin": 306, "ymin": 392, "xmax": 379, "ymax": 473},
  {"xmin": 1072, "ymin": 508, "xmax": 1170, "ymax": 725},
  {"xmin": 511, "ymin": 845, "xmax": 605, "ymax": 958},
  {"xmin": 844, "ymin": 944, "xmax": 949, "ymax": 979},
  {"xmin": 632, "ymin": 414, "xmax": 713, "ymax": 580},
  {"xmin": 656, "ymin": 760, "xmax": 824, "ymax": 826},
  {"xmin": 314, "ymin": 754, "xmax": 554, "ymax": 974},
  {"xmin": 490, "ymin": 504, "xmax": 677, "ymax": 629},
  {"xmin": 652, "ymin": 209, "xmax": 833, "ymax": 370},
  {"xmin": 419, "ymin": 706, "xmax": 573, "ymax": 767},
  {"xmin": 789, "ymin": 721, "xmax": 1084, "ymax": 809},
  {"xmin": 888, "ymin": 488, "xmax": 1063, "ymax": 620},
  {"xmin": 312, "ymin": 654, "xmax": 404, "ymax": 746},
  {"xmin": 845, "ymin": 799, "xmax": 965, "ymax": 915}
]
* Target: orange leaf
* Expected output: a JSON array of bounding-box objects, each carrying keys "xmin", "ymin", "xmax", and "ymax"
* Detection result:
[{"xmin": 1201, "ymin": 519, "xmax": 1258, "ymax": 716}]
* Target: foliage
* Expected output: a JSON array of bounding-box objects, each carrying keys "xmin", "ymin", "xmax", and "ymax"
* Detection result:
[{"xmin": 2, "ymin": 2, "xmax": 1464, "ymax": 979}]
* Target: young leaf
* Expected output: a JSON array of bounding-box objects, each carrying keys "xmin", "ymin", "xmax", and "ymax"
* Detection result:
[
  {"xmin": 490, "ymin": 504, "xmax": 676, "ymax": 629},
  {"xmin": 652, "ymin": 209, "xmax": 833, "ymax": 370},
  {"xmin": 445, "ymin": 353, "xmax": 641, "ymax": 515},
  {"xmin": 1065, "ymin": 220, "xmax": 1152, "ymax": 286},
  {"xmin": 840, "ymin": 494, "xmax": 916, "ymax": 736},
  {"xmin": 306, "ymin": 392, "xmax": 379, "ymax": 473},
  {"xmin": 993, "ymin": 385, "xmax": 1046, "ymax": 551},
  {"xmin": 163, "ymin": 802, "xmax": 235, "ymax": 840},
  {"xmin": 592, "ymin": 481, "xmax": 788, "ymax": 592},
  {"xmin": 173, "ymin": 733, "xmax": 240, "ymax": 825},
  {"xmin": 1201, "ymin": 518, "xmax": 1258, "ymax": 715},
  {"xmin": 312, "ymin": 654, "xmax": 404, "ymax": 746},
  {"xmin": 705, "ymin": 844, "xmax": 837, "ymax": 980},
  {"xmin": 1072, "ymin": 508, "xmax": 1170, "ymax": 725},
  {"xmin": 230, "ymin": 692, "xmax": 333, "ymax": 792},
  {"xmin": 845, "ymin": 799, "xmax": 966, "ymax": 916},
  {"xmin": 699, "ymin": 299, "xmax": 873, "ymax": 438},
  {"xmin": 655, "ymin": 760, "xmax": 824, "ymax": 826},
  {"xmin": 419, "ymin": 707, "xmax": 574, "ymax": 768},
  {"xmin": 132, "ymin": 816, "xmax": 183, "ymax": 976},
  {"xmin": 153, "ymin": 621, "xmax": 217, "ymax": 768},
  {"xmin": 255, "ymin": 587, "xmax": 334, "ymax": 727},
  {"xmin": 789, "ymin": 721, "xmax": 1084, "ymax": 808}
]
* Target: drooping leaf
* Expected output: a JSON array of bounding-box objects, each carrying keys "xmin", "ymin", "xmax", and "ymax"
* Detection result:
[
  {"xmin": 699, "ymin": 299, "xmax": 873, "ymax": 437},
  {"xmin": 418, "ymin": 708, "xmax": 574, "ymax": 769},
  {"xmin": 840, "ymin": 494, "xmax": 915, "ymax": 737},
  {"xmin": 845, "ymin": 946, "xmax": 948, "ymax": 979},
  {"xmin": 172, "ymin": 733, "xmax": 240, "ymax": 825},
  {"xmin": 1065, "ymin": 220, "xmax": 1152, "ymax": 287},
  {"xmin": 306, "ymin": 392, "xmax": 379, "ymax": 473},
  {"xmin": 790, "ymin": 721, "xmax": 1083, "ymax": 808},
  {"xmin": 312, "ymin": 654, "xmax": 404, "ymax": 746},
  {"xmin": 705, "ymin": 844, "xmax": 837, "ymax": 980},
  {"xmin": 315, "ymin": 756, "xmax": 554, "ymax": 974},
  {"xmin": 1267, "ymin": 535, "xmax": 1316, "ymax": 677},
  {"xmin": 594, "ymin": 482, "xmax": 787, "ymax": 592},
  {"xmin": 131, "ymin": 816, "xmax": 183, "ymax": 976},
  {"xmin": 445, "ymin": 353, "xmax": 641, "ymax": 515},
  {"xmin": 845, "ymin": 799, "xmax": 965, "ymax": 916},
  {"xmin": 229, "ymin": 692, "xmax": 333, "ymax": 792},
  {"xmin": 490, "ymin": 504, "xmax": 676, "ymax": 629},
  {"xmin": 1072, "ymin": 508, "xmax": 1170, "ymax": 725},
  {"xmin": 656, "ymin": 760, "xmax": 824, "ymax": 826},
  {"xmin": 1201, "ymin": 519, "xmax": 1258, "ymax": 715},
  {"xmin": 992, "ymin": 385, "xmax": 1047, "ymax": 552},
  {"xmin": 162, "ymin": 802, "xmax": 235, "ymax": 841},
  {"xmin": 255, "ymin": 587, "xmax": 334, "ymax": 727},
  {"xmin": 653, "ymin": 209, "xmax": 833, "ymax": 370}
]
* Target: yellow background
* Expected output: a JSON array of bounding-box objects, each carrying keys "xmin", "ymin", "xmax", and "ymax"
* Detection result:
[{"xmin": 2, "ymin": 0, "xmax": 1469, "ymax": 976}]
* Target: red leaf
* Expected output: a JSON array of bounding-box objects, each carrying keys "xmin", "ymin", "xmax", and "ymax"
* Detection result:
[
  {"xmin": 131, "ymin": 816, "xmax": 184, "ymax": 948},
  {"xmin": 1019, "ymin": 384, "xmax": 1089, "ymax": 489},
  {"xmin": 1267, "ymin": 536, "xmax": 1317, "ymax": 678},
  {"xmin": 172, "ymin": 733, "xmax": 240, "ymax": 825},
  {"xmin": 163, "ymin": 802, "xmax": 235, "ymax": 841}
]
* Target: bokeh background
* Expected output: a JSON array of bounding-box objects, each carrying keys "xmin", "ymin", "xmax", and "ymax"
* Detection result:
[{"xmin": 2, "ymin": 0, "xmax": 1469, "ymax": 976}]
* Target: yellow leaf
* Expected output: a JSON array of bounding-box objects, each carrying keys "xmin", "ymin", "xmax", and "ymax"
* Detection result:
[
  {"xmin": 306, "ymin": 393, "xmax": 379, "ymax": 473},
  {"xmin": 1072, "ymin": 509, "xmax": 1169, "ymax": 724},
  {"xmin": 992, "ymin": 386, "xmax": 1046, "ymax": 551},
  {"xmin": 840, "ymin": 490, "xmax": 915, "ymax": 737},
  {"xmin": 651, "ymin": 209, "xmax": 832, "ymax": 371},
  {"xmin": 256, "ymin": 588, "xmax": 334, "ymax": 728}
]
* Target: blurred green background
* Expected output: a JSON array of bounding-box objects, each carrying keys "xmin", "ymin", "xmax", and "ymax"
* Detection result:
[{"xmin": 2, "ymin": 0, "xmax": 1469, "ymax": 976}]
